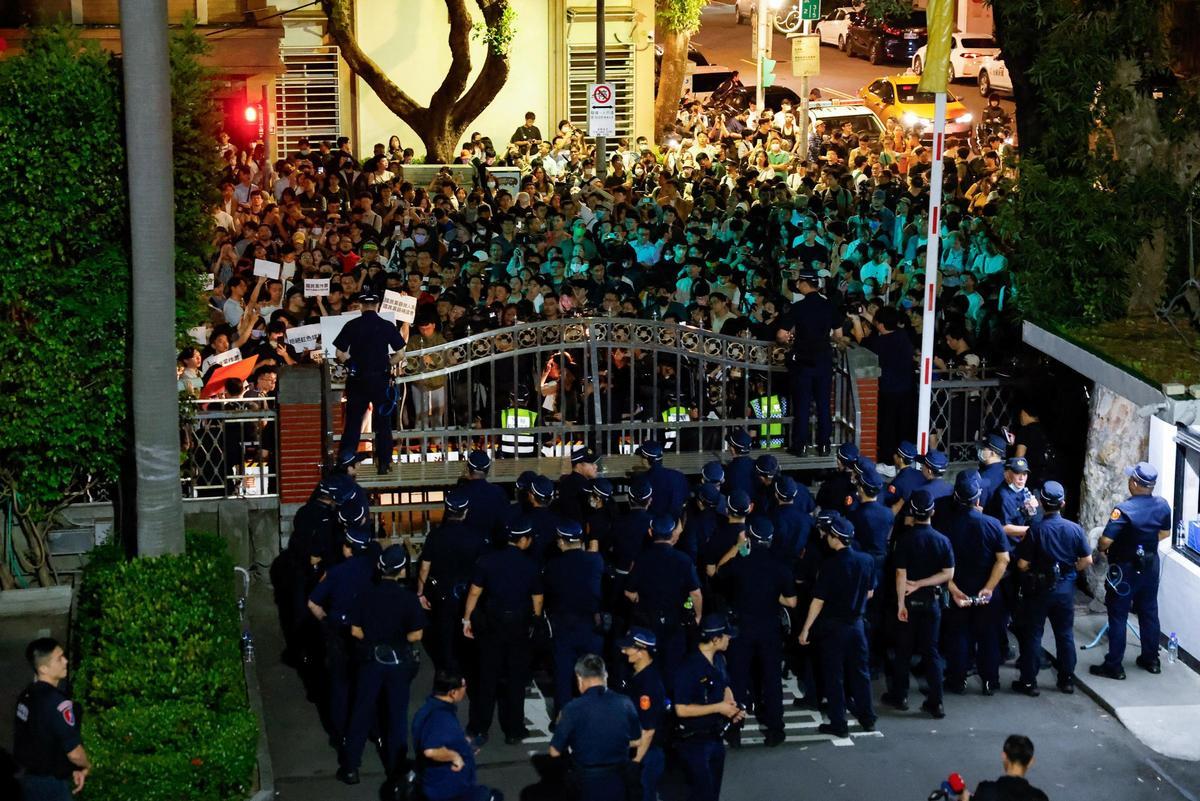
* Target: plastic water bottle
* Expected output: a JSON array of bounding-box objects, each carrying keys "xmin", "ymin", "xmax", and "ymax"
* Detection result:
[
  {"xmin": 1167, "ymin": 633, "xmax": 1179, "ymax": 665},
  {"xmin": 241, "ymin": 631, "xmax": 255, "ymax": 664}
]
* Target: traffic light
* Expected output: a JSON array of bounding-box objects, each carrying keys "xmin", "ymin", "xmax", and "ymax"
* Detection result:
[{"xmin": 761, "ymin": 56, "xmax": 777, "ymax": 88}]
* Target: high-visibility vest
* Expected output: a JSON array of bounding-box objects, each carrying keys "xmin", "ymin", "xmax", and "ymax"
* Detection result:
[
  {"xmin": 661, "ymin": 406, "xmax": 691, "ymax": 450},
  {"xmin": 750, "ymin": 394, "xmax": 786, "ymax": 448},
  {"xmin": 500, "ymin": 407, "xmax": 538, "ymax": 455}
]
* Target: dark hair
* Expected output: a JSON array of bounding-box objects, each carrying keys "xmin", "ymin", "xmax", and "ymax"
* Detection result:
[
  {"xmin": 26, "ymin": 637, "xmax": 61, "ymax": 672},
  {"xmin": 433, "ymin": 669, "xmax": 466, "ymax": 695},
  {"xmin": 1003, "ymin": 734, "xmax": 1035, "ymax": 767}
]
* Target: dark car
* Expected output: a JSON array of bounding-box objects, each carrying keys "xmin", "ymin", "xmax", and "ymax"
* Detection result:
[
  {"xmin": 846, "ymin": 10, "xmax": 927, "ymax": 64},
  {"xmin": 711, "ymin": 84, "xmax": 802, "ymax": 115}
]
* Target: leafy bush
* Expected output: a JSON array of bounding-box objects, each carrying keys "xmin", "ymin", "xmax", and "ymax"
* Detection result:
[{"xmin": 75, "ymin": 532, "xmax": 258, "ymax": 801}]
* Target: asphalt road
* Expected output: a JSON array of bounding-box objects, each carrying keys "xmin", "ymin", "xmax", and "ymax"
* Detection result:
[{"xmin": 692, "ymin": 1, "xmax": 1015, "ymax": 131}]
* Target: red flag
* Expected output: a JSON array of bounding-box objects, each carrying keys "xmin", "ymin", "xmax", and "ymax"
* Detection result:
[{"xmin": 202, "ymin": 355, "xmax": 259, "ymax": 398}]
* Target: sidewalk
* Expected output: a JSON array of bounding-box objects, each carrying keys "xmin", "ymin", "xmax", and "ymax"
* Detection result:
[{"xmin": 1045, "ymin": 605, "xmax": 1200, "ymax": 762}]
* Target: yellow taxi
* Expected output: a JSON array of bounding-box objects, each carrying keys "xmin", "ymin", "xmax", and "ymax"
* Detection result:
[{"xmin": 857, "ymin": 74, "xmax": 973, "ymax": 136}]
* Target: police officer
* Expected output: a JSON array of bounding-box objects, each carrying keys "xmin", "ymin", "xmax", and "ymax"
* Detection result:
[
  {"xmin": 513, "ymin": 469, "xmax": 539, "ymax": 515},
  {"xmin": 885, "ymin": 489, "xmax": 955, "ymax": 719},
  {"xmin": 751, "ymin": 453, "xmax": 781, "ymax": 513},
  {"xmin": 498, "ymin": 385, "xmax": 540, "ymax": 458},
  {"xmin": 886, "ymin": 441, "xmax": 924, "ymax": 505},
  {"xmin": 719, "ymin": 516, "xmax": 797, "ymax": 747},
  {"xmin": 780, "ymin": 267, "xmax": 838, "ymax": 457},
  {"xmin": 527, "ymin": 475, "xmax": 563, "ymax": 564},
  {"xmin": 723, "ymin": 429, "xmax": 757, "ymax": 497},
  {"xmin": 681, "ymin": 483, "xmax": 723, "ymax": 564},
  {"xmin": 986, "ymin": 457, "xmax": 1040, "ymax": 546},
  {"xmin": 770, "ymin": 476, "xmax": 813, "ymax": 565},
  {"xmin": 339, "ymin": 545, "xmax": 426, "ymax": 785},
  {"xmin": 625, "ymin": 515, "xmax": 704, "ymax": 689},
  {"xmin": 701, "ymin": 460, "xmax": 726, "ymax": 492},
  {"xmin": 977, "ymin": 431, "xmax": 1009, "ymax": 508},
  {"xmin": 661, "ymin": 391, "xmax": 700, "ymax": 452},
  {"xmin": 458, "ymin": 450, "xmax": 511, "ymax": 545},
  {"xmin": 1091, "ymin": 461, "xmax": 1172, "ymax": 679},
  {"xmin": 817, "ymin": 443, "xmax": 860, "ymax": 512},
  {"xmin": 618, "ymin": 628, "xmax": 668, "ymax": 801},
  {"xmin": 847, "ymin": 463, "xmax": 893, "ymax": 675},
  {"xmin": 549, "ymin": 654, "xmax": 642, "ymax": 801},
  {"xmin": 333, "ymin": 290, "xmax": 408, "ymax": 474},
  {"xmin": 557, "ymin": 447, "xmax": 601, "ymax": 523},
  {"xmin": 583, "ymin": 477, "xmax": 616, "ymax": 555},
  {"xmin": 418, "ymin": 491, "xmax": 487, "ymax": 671},
  {"xmin": 917, "ymin": 449, "xmax": 953, "ymax": 501},
  {"xmin": 674, "ymin": 613, "xmax": 745, "ymax": 801},
  {"xmin": 1015, "ymin": 481, "xmax": 1092, "ymax": 694},
  {"xmin": 283, "ymin": 480, "xmax": 340, "ymax": 668},
  {"xmin": 411, "ymin": 670, "xmax": 501, "ymax": 801},
  {"xmin": 637, "ymin": 440, "xmax": 690, "ymax": 518},
  {"xmin": 308, "ymin": 524, "xmax": 378, "ymax": 744},
  {"xmin": 463, "ymin": 517, "xmax": 545, "ymax": 746},
  {"xmin": 606, "ymin": 477, "xmax": 653, "ymax": 579},
  {"xmin": 13, "ymin": 638, "xmax": 91, "ymax": 801},
  {"xmin": 942, "ymin": 471, "xmax": 1009, "ymax": 696},
  {"xmin": 701, "ymin": 489, "xmax": 753, "ymax": 588},
  {"xmin": 544, "ymin": 521, "xmax": 605, "ymax": 715},
  {"xmin": 798, "ymin": 515, "xmax": 877, "ymax": 738},
  {"xmin": 748, "ymin": 375, "xmax": 788, "ymax": 450}
]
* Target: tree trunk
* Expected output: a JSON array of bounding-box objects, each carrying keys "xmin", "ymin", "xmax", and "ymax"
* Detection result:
[
  {"xmin": 990, "ymin": 2, "xmax": 1048, "ymax": 162},
  {"xmin": 654, "ymin": 28, "xmax": 690, "ymax": 141},
  {"xmin": 415, "ymin": 114, "xmax": 466, "ymax": 164}
]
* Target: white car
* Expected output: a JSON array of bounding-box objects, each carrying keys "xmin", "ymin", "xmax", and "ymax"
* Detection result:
[
  {"xmin": 814, "ymin": 6, "xmax": 863, "ymax": 50},
  {"xmin": 976, "ymin": 54, "xmax": 1013, "ymax": 96},
  {"xmin": 911, "ymin": 33, "xmax": 999, "ymax": 80}
]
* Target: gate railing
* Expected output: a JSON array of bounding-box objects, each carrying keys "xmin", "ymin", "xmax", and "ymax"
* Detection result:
[
  {"xmin": 323, "ymin": 318, "xmax": 859, "ymax": 466},
  {"xmin": 181, "ymin": 397, "xmax": 278, "ymax": 498},
  {"xmin": 929, "ymin": 373, "xmax": 1014, "ymax": 463}
]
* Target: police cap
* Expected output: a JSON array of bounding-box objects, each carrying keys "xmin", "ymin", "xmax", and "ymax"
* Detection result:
[
  {"xmin": 837, "ymin": 442, "xmax": 860, "ymax": 465},
  {"xmin": 953, "ymin": 470, "xmax": 982, "ymax": 503},
  {"xmin": 571, "ymin": 446, "xmax": 600, "ymax": 465},
  {"xmin": 530, "ymin": 475, "xmax": 556, "ymax": 501},
  {"xmin": 357, "ymin": 290, "xmax": 381, "ymax": 304},
  {"xmin": 629, "ymin": 477, "xmax": 654, "ymax": 503},
  {"xmin": 589, "ymin": 477, "xmax": 615, "ymax": 499},
  {"xmin": 378, "ymin": 544, "xmax": 409, "ymax": 573},
  {"xmin": 1039, "ymin": 480, "xmax": 1066, "ymax": 505},
  {"xmin": 702, "ymin": 461, "xmax": 726, "ymax": 484},
  {"xmin": 344, "ymin": 525, "xmax": 373, "ymax": 548},
  {"xmin": 556, "ymin": 520, "xmax": 584, "ymax": 540},
  {"xmin": 896, "ymin": 440, "xmax": 919, "ymax": 462},
  {"xmin": 1124, "ymin": 461, "xmax": 1158, "ymax": 486},
  {"xmin": 775, "ymin": 475, "xmax": 799, "ymax": 500},
  {"xmin": 650, "ymin": 515, "xmax": 677, "ymax": 539},
  {"xmin": 1005, "ymin": 456, "xmax": 1030, "ymax": 474},
  {"xmin": 727, "ymin": 489, "xmax": 752, "ymax": 516},
  {"xmin": 466, "ymin": 449, "xmax": 493, "ymax": 473},
  {"xmin": 697, "ymin": 483, "xmax": 723, "ymax": 507},
  {"xmin": 699, "ymin": 613, "xmax": 738, "ymax": 640},
  {"xmin": 617, "ymin": 627, "xmax": 658, "ymax": 652},
  {"xmin": 725, "ymin": 428, "xmax": 753, "ymax": 454},
  {"xmin": 516, "ymin": 469, "xmax": 538, "ymax": 491},
  {"xmin": 748, "ymin": 515, "xmax": 775, "ymax": 541},
  {"xmin": 919, "ymin": 450, "xmax": 949, "ymax": 473},
  {"xmin": 909, "ymin": 488, "xmax": 936, "ymax": 517},
  {"xmin": 637, "ymin": 440, "xmax": 665, "ymax": 461},
  {"xmin": 755, "ymin": 454, "xmax": 780, "ymax": 477},
  {"xmin": 979, "ymin": 431, "xmax": 1008, "ymax": 455},
  {"xmin": 506, "ymin": 516, "xmax": 534, "ymax": 541},
  {"xmin": 445, "ymin": 490, "xmax": 470, "ymax": 513}
]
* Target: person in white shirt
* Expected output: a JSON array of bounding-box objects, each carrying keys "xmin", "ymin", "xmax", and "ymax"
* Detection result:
[{"xmin": 773, "ymin": 101, "xmax": 797, "ymax": 130}]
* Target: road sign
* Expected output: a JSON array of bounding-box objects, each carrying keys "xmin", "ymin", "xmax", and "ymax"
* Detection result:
[
  {"xmin": 801, "ymin": 0, "xmax": 820, "ymax": 21},
  {"xmin": 791, "ymin": 34, "xmax": 820, "ymax": 77},
  {"xmin": 588, "ymin": 82, "xmax": 616, "ymax": 137}
]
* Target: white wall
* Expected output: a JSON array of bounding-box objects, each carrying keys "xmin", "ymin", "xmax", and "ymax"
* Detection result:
[{"xmin": 1149, "ymin": 414, "xmax": 1200, "ymax": 658}]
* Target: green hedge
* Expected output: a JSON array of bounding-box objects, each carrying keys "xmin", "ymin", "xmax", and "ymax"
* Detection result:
[{"xmin": 74, "ymin": 532, "xmax": 258, "ymax": 801}]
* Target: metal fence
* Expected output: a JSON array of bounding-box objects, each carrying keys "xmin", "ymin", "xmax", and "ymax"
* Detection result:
[
  {"xmin": 181, "ymin": 397, "xmax": 278, "ymax": 498},
  {"xmin": 929, "ymin": 370, "xmax": 1015, "ymax": 463},
  {"xmin": 325, "ymin": 318, "xmax": 859, "ymax": 466}
]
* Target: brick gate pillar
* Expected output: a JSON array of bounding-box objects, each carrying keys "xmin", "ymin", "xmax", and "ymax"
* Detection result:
[
  {"xmin": 277, "ymin": 367, "xmax": 326, "ymax": 542},
  {"xmin": 847, "ymin": 346, "xmax": 881, "ymax": 462}
]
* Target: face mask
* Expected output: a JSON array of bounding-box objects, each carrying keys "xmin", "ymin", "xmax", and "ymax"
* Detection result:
[
  {"xmin": 414, "ymin": 233, "xmax": 428, "ymax": 245},
  {"xmin": 976, "ymin": 448, "xmax": 989, "ymax": 464},
  {"xmin": 251, "ymin": 330, "xmax": 265, "ymax": 340}
]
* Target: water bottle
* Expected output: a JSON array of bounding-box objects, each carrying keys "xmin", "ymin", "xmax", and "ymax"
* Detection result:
[
  {"xmin": 1167, "ymin": 633, "xmax": 1179, "ymax": 665},
  {"xmin": 241, "ymin": 631, "xmax": 255, "ymax": 664}
]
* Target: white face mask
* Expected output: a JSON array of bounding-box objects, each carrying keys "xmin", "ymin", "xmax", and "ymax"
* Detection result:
[{"xmin": 414, "ymin": 233, "xmax": 428, "ymax": 245}]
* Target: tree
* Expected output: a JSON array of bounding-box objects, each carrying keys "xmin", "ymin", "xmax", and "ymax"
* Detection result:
[
  {"xmin": 654, "ymin": 0, "xmax": 704, "ymax": 140},
  {"xmin": 321, "ymin": 0, "xmax": 515, "ymax": 162}
]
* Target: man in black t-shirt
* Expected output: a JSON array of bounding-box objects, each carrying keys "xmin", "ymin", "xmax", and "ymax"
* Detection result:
[
  {"xmin": 13, "ymin": 638, "xmax": 91, "ymax": 800},
  {"xmin": 510, "ymin": 112, "xmax": 543, "ymax": 156},
  {"xmin": 965, "ymin": 734, "xmax": 1050, "ymax": 801}
]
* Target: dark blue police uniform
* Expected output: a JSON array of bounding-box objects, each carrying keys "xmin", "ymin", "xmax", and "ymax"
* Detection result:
[
  {"xmin": 817, "ymin": 469, "xmax": 856, "ymax": 514},
  {"xmin": 848, "ymin": 495, "xmax": 893, "ymax": 673},
  {"xmin": 621, "ymin": 662, "xmax": 668, "ymax": 801},
  {"xmin": 888, "ymin": 465, "xmax": 925, "ymax": 507},
  {"xmin": 942, "ymin": 505, "xmax": 1008, "ymax": 689},
  {"xmin": 644, "ymin": 462, "xmax": 691, "ymax": 519},
  {"xmin": 771, "ymin": 501, "xmax": 813, "ymax": 563},
  {"xmin": 556, "ymin": 470, "xmax": 593, "ymax": 523},
  {"xmin": 891, "ymin": 520, "xmax": 955, "ymax": 711},
  {"xmin": 412, "ymin": 695, "xmax": 493, "ymax": 801},
  {"xmin": 457, "ymin": 475, "xmax": 511, "ymax": 545},
  {"xmin": 681, "ymin": 493, "xmax": 721, "ymax": 563},
  {"xmin": 812, "ymin": 540, "xmax": 877, "ymax": 733},
  {"xmin": 1098, "ymin": 478, "xmax": 1171, "ymax": 672},
  {"xmin": 550, "ymin": 686, "xmax": 641, "ymax": 801},
  {"xmin": 978, "ymin": 461, "xmax": 1006, "ymax": 508},
  {"xmin": 626, "ymin": 540, "xmax": 700, "ymax": 690},
  {"xmin": 674, "ymin": 648, "xmax": 733, "ymax": 801},
  {"xmin": 724, "ymin": 454, "xmax": 757, "ymax": 498},
  {"xmin": 333, "ymin": 307, "xmax": 406, "ymax": 465},
  {"xmin": 420, "ymin": 518, "xmax": 488, "ymax": 671},
  {"xmin": 14, "ymin": 679, "xmax": 81, "ymax": 801},
  {"xmin": 544, "ymin": 543, "xmax": 605, "ymax": 712},
  {"xmin": 783, "ymin": 288, "xmax": 837, "ymax": 451}
]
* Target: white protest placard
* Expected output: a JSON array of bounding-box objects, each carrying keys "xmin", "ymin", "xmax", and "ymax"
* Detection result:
[
  {"xmin": 187, "ymin": 325, "xmax": 208, "ymax": 345},
  {"xmin": 285, "ymin": 323, "xmax": 322, "ymax": 352},
  {"xmin": 201, "ymin": 347, "xmax": 242, "ymax": 373},
  {"xmin": 382, "ymin": 290, "xmax": 418, "ymax": 323},
  {"xmin": 253, "ymin": 259, "xmax": 282, "ymax": 280},
  {"xmin": 320, "ymin": 311, "xmax": 399, "ymax": 357},
  {"xmin": 588, "ymin": 82, "xmax": 616, "ymax": 137},
  {"xmin": 305, "ymin": 278, "xmax": 331, "ymax": 297},
  {"xmin": 281, "ymin": 261, "xmax": 297, "ymax": 281},
  {"xmin": 203, "ymin": 274, "xmax": 215, "ymax": 291}
]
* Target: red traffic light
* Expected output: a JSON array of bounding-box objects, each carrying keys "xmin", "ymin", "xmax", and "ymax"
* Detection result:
[{"xmin": 244, "ymin": 105, "xmax": 258, "ymax": 123}]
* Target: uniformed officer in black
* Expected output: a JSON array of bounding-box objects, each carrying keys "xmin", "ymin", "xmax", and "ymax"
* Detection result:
[
  {"xmin": 557, "ymin": 447, "xmax": 601, "ymax": 523},
  {"xmin": 583, "ymin": 477, "xmax": 616, "ymax": 554},
  {"xmin": 682, "ymin": 483, "xmax": 723, "ymax": 564},
  {"xmin": 1015, "ymin": 481, "xmax": 1092, "ymax": 694},
  {"xmin": 339, "ymin": 545, "xmax": 426, "ymax": 785},
  {"xmin": 458, "ymin": 449, "xmax": 511, "ymax": 545},
  {"xmin": 13, "ymin": 638, "xmax": 91, "ymax": 801},
  {"xmin": 816, "ymin": 443, "xmax": 860, "ymax": 513},
  {"xmin": 1092, "ymin": 461, "xmax": 1172, "ymax": 679},
  {"xmin": 417, "ymin": 491, "xmax": 487, "ymax": 671},
  {"xmin": 625, "ymin": 515, "xmax": 704, "ymax": 691},
  {"xmin": 779, "ymin": 267, "xmax": 838, "ymax": 457},
  {"xmin": 751, "ymin": 454, "xmax": 781, "ymax": 513},
  {"xmin": 549, "ymin": 654, "xmax": 642, "ymax": 801},
  {"xmin": 847, "ymin": 461, "xmax": 893, "ymax": 676},
  {"xmin": 308, "ymin": 524, "xmax": 379, "ymax": 744},
  {"xmin": 463, "ymin": 517, "xmax": 545, "ymax": 746},
  {"xmin": 618, "ymin": 628, "xmax": 668, "ymax": 801},
  {"xmin": 977, "ymin": 431, "xmax": 1009, "ymax": 509},
  {"xmin": 282, "ymin": 480, "xmax": 340, "ymax": 669},
  {"xmin": 769, "ymin": 476, "xmax": 813, "ymax": 566},
  {"xmin": 334, "ymin": 290, "xmax": 408, "ymax": 473},
  {"xmin": 544, "ymin": 520, "xmax": 605, "ymax": 716},
  {"xmin": 673, "ymin": 614, "xmax": 745, "ymax": 801},
  {"xmin": 885, "ymin": 489, "xmax": 955, "ymax": 719},
  {"xmin": 719, "ymin": 516, "xmax": 797, "ymax": 747},
  {"xmin": 606, "ymin": 477, "xmax": 653, "ymax": 578},
  {"xmin": 797, "ymin": 514, "xmax": 877, "ymax": 738},
  {"xmin": 637, "ymin": 440, "xmax": 691, "ymax": 518},
  {"xmin": 886, "ymin": 440, "xmax": 925, "ymax": 508},
  {"xmin": 527, "ymin": 475, "xmax": 563, "ymax": 564},
  {"xmin": 723, "ymin": 429, "xmax": 757, "ymax": 498},
  {"xmin": 941, "ymin": 471, "xmax": 1009, "ymax": 696}
]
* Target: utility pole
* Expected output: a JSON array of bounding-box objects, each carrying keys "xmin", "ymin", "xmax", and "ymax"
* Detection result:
[
  {"xmin": 596, "ymin": 0, "xmax": 606, "ymax": 179},
  {"xmin": 755, "ymin": 0, "xmax": 768, "ymax": 112},
  {"xmin": 799, "ymin": 16, "xmax": 811, "ymax": 158},
  {"xmin": 120, "ymin": 0, "xmax": 185, "ymax": 556}
]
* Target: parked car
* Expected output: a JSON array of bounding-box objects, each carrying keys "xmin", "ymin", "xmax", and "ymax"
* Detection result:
[
  {"xmin": 846, "ymin": 10, "xmax": 927, "ymax": 65},
  {"xmin": 683, "ymin": 65, "xmax": 741, "ymax": 103},
  {"xmin": 711, "ymin": 83, "xmax": 803, "ymax": 115},
  {"xmin": 858, "ymin": 74, "xmax": 973, "ymax": 136},
  {"xmin": 911, "ymin": 33, "xmax": 999, "ymax": 80},
  {"xmin": 814, "ymin": 5, "xmax": 863, "ymax": 51},
  {"xmin": 808, "ymin": 100, "xmax": 886, "ymax": 139},
  {"xmin": 976, "ymin": 54, "xmax": 1013, "ymax": 96}
]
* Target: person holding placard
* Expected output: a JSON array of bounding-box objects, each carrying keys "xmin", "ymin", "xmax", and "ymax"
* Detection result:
[{"xmin": 334, "ymin": 291, "xmax": 409, "ymax": 475}]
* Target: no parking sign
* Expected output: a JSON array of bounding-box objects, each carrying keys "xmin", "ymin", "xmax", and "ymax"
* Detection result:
[{"xmin": 588, "ymin": 83, "xmax": 616, "ymax": 137}]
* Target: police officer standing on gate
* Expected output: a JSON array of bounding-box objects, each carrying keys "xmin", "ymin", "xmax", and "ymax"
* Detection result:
[
  {"xmin": 1015, "ymin": 481, "xmax": 1092, "ymax": 695},
  {"xmin": 1091, "ymin": 461, "xmax": 1172, "ymax": 680},
  {"xmin": 619, "ymin": 628, "xmax": 668, "ymax": 801},
  {"xmin": 14, "ymin": 638, "xmax": 91, "ymax": 801},
  {"xmin": 549, "ymin": 654, "xmax": 642, "ymax": 801},
  {"xmin": 798, "ymin": 514, "xmax": 878, "ymax": 738},
  {"xmin": 778, "ymin": 267, "xmax": 838, "ymax": 457},
  {"xmin": 339, "ymin": 545, "xmax": 426, "ymax": 786},
  {"xmin": 333, "ymin": 290, "xmax": 408, "ymax": 474},
  {"xmin": 544, "ymin": 521, "xmax": 606, "ymax": 717}
]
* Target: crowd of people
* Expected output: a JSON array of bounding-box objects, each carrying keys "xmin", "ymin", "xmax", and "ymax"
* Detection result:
[{"xmin": 190, "ymin": 94, "xmax": 1021, "ymax": 471}]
